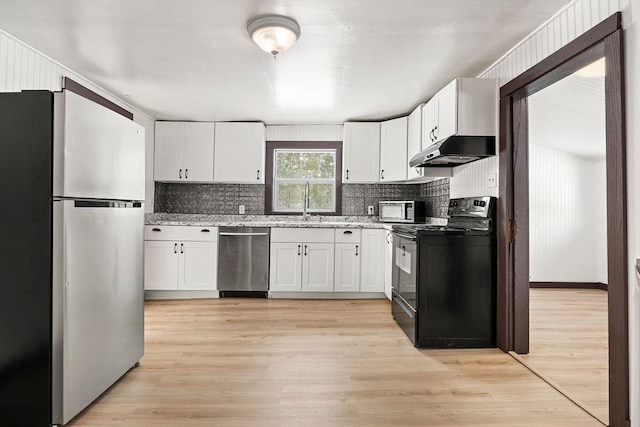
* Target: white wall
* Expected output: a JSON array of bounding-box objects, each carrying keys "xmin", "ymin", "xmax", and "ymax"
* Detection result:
[
  {"xmin": 266, "ymin": 124, "xmax": 343, "ymax": 141},
  {"xmin": 0, "ymin": 29, "xmax": 156, "ymax": 212},
  {"xmin": 528, "ymin": 144, "xmax": 607, "ymax": 283},
  {"xmin": 459, "ymin": 0, "xmax": 638, "ymax": 423},
  {"xmin": 596, "ymin": 159, "xmax": 609, "ymax": 284}
]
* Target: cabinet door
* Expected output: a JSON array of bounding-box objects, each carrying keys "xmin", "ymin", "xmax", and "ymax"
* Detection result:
[
  {"xmin": 422, "ymin": 99, "xmax": 437, "ymax": 150},
  {"xmin": 379, "ymin": 117, "xmax": 408, "ymax": 182},
  {"xmin": 144, "ymin": 241, "xmax": 179, "ymax": 290},
  {"xmin": 343, "ymin": 123, "xmax": 380, "ymax": 183},
  {"xmin": 154, "ymin": 122, "xmax": 184, "ymax": 182},
  {"xmin": 334, "ymin": 243, "xmax": 361, "ymax": 292},
  {"xmin": 179, "ymin": 241, "xmax": 217, "ymax": 290},
  {"xmin": 360, "ymin": 229, "xmax": 386, "ymax": 293},
  {"xmin": 214, "ymin": 122, "xmax": 266, "ymax": 183},
  {"xmin": 435, "ymin": 79, "xmax": 458, "ymax": 143},
  {"xmin": 183, "ymin": 122, "xmax": 215, "ymax": 183},
  {"xmin": 407, "ymin": 105, "xmax": 424, "ymax": 180},
  {"xmin": 270, "ymin": 242, "xmax": 303, "ymax": 291},
  {"xmin": 302, "ymin": 243, "xmax": 335, "ymax": 292}
]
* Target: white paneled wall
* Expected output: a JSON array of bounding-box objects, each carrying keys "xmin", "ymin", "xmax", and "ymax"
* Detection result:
[
  {"xmin": 478, "ymin": 0, "xmax": 622, "ymax": 85},
  {"xmin": 449, "ymin": 156, "xmax": 498, "ymax": 198},
  {"xmin": 529, "ymin": 144, "xmax": 606, "ymax": 283},
  {"xmin": 596, "ymin": 159, "xmax": 608, "ymax": 284},
  {"xmin": 0, "ymin": 29, "xmax": 155, "ymax": 212},
  {"xmin": 266, "ymin": 125, "xmax": 343, "ymax": 141},
  {"xmin": 452, "ymin": 0, "xmax": 623, "ymax": 199}
]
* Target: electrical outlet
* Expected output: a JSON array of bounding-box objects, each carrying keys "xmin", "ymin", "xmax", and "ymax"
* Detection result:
[
  {"xmin": 487, "ymin": 173, "xmax": 497, "ymax": 188},
  {"xmin": 238, "ymin": 205, "xmax": 245, "ymax": 214},
  {"xmin": 367, "ymin": 206, "xmax": 374, "ymax": 215}
]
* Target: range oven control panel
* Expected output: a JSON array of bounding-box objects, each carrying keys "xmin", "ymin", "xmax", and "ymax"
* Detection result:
[{"xmin": 448, "ymin": 197, "xmax": 494, "ymax": 218}]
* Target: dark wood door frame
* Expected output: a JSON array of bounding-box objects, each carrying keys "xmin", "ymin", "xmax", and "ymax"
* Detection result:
[{"xmin": 497, "ymin": 12, "xmax": 629, "ymax": 427}]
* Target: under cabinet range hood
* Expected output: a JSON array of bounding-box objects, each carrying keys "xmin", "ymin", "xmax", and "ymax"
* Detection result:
[{"xmin": 409, "ymin": 135, "xmax": 496, "ymax": 167}]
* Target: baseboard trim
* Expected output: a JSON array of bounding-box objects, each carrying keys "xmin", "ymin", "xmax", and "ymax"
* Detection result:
[
  {"xmin": 145, "ymin": 290, "xmax": 220, "ymax": 300},
  {"xmin": 269, "ymin": 291, "xmax": 387, "ymax": 299},
  {"xmin": 529, "ymin": 282, "xmax": 608, "ymax": 291}
]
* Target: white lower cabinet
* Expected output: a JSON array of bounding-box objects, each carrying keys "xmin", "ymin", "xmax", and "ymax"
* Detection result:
[
  {"xmin": 302, "ymin": 243, "xmax": 335, "ymax": 292},
  {"xmin": 144, "ymin": 226, "xmax": 218, "ymax": 291},
  {"xmin": 360, "ymin": 229, "xmax": 387, "ymax": 293},
  {"xmin": 334, "ymin": 243, "xmax": 361, "ymax": 292},
  {"xmin": 270, "ymin": 228, "xmax": 335, "ymax": 292},
  {"xmin": 269, "ymin": 242, "xmax": 303, "ymax": 291}
]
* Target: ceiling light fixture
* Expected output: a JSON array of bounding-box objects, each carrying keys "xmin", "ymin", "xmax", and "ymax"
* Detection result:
[{"xmin": 247, "ymin": 15, "xmax": 300, "ymax": 59}]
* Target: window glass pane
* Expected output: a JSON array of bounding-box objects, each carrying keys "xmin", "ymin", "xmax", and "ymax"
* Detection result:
[
  {"xmin": 308, "ymin": 183, "xmax": 334, "ymax": 210},
  {"xmin": 276, "ymin": 183, "xmax": 305, "ymax": 210},
  {"xmin": 275, "ymin": 151, "xmax": 335, "ymax": 179}
]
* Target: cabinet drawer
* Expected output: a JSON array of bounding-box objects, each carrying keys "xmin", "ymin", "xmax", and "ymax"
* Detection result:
[
  {"xmin": 334, "ymin": 228, "xmax": 361, "ymax": 243},
  {"xmin": 271, "ymin": 227, "xmax": 334, "ymax": 243},
  {"xmin": 144, "ymin": 225, "xmax": 218, "ymax": 241}
]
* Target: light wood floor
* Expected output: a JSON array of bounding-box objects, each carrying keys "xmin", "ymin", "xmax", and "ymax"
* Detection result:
[
  {"xmin": 68, "ymin": 298, "xmax": 602, "ymax": 426},
  {"xmin": 518, "ymin": 288, "xmax": 608, "ymax": 425}
]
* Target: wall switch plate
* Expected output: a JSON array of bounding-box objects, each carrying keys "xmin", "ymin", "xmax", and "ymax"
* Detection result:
[
  {"xmin": 487, "ymin": 173, "xmax": 497, "ymax": 188},
  {"xmin": 367, "ymin": 206, "xmax": 374, "ymax": 215},
  {"xmin": 238, "ymin": 205, "xmax": 245, "ymax": 214}
]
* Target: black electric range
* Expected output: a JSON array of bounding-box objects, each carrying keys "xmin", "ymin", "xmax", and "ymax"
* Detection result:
[{"xmin": 391, "ymin": 196, "xmax": 497, "ymax": 348}]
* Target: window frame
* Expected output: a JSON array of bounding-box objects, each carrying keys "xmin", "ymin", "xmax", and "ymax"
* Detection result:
[{"xmin": 265, "ymin": 141, "xmax": 343, "ymax": 215}]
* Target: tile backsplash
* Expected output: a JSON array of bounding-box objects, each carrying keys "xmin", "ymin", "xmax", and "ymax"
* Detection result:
[
  {"xmin": 155, "ymin": 178, "xmax": 450, "ymax": 218},
  {"xmin": 342, "ymin": 179, "xmax": 450, "ymax": 218},
  {"xmin": 155, "ymin": 184, "xmax": 265, "ymax": 215}
]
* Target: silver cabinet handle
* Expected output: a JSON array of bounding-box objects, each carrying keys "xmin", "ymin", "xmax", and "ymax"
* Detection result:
[
  {"xmin": 355, "ymin": 245, "xmax": 359, "ymax": 256},
  {"xmin": 433, "ymin": 125, "xmax": 438, "ymax": 139},
  {"xmin": 304, "ymin": 245, "xmax": 308, "ymax": 256},
  {"xmin": 179, "ymin": 168, "xmax": 182, "ymax": 179},
  {"xmin": 185, "ymin": 168, "xmax": 188, "ymax": 179},
  {"xmin": 219, "ymin": 232, "xmax": 269, "ymax": 236},
  {"xmin": 174, "ymin": 243, "xmax": 178, "ymax": 254},
  {"xmin": 152, "ymin": 227, "xmax": 161, "ymax": 232},
  {"xmin": 381, "ymin": 169, "xmax": 384, "ymax": 180},
  {"xmin": 257, "ymin": 170, "xmax": 260, "ymax": 180},
  {"xmin": 297, "ymin": 244, "xmax": 301, "ymax": 256},
  {"xmin": 180, "ymin": 243, "xmax": 184, "ymax": 254},
  {"xmin": 343, "ymin": 230, "xmax": 352, "ymax": 235},
  {"xmin": 345, "ymin": 169, "xmax": 349, "ymax": 180}
]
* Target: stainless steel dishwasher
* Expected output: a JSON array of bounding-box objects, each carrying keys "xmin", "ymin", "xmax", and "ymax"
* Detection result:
[{"xmin": 217, "ymin": 227, "xmax": 270, "ymax": 297}]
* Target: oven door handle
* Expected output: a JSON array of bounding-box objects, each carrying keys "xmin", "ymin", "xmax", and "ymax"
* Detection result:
[{"xmin": 392, "ymin": 231, "xmax": 417, "ymax": 241}]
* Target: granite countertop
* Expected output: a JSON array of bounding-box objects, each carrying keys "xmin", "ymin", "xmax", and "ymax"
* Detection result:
[
  {"xmin": 145, "ymin": 213, "xmax": 390, "ymax": 229},
  {"xmin": 145, "ymin": 213, "xmax": 448, "ymax": 229}
]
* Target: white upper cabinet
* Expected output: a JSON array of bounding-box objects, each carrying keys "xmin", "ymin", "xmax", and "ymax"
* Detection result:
[
  {"xmin": 343, "ymin": 122, "xmax": 380, "ymax": 183},
  {"xmin": 154, "ymin": 121, "xmax": 215, "ymax": 183},
  {"xmin": 422, "ymin": 78, "xmax": 497, "ymax": 147},
  {"xmin": 379, "ymin": 117, "xmax": 408, "ymax": 182},
  {"xmin": 422, "ymin": 98, "xmax": 438, "ymax": 150},
  {"xmin": 214, "ymin": 122, "xmax": 266, "ymax": 183},
  {"xmin": 407, "ymin": 104, "xmax": 424, "ymax": 180}
]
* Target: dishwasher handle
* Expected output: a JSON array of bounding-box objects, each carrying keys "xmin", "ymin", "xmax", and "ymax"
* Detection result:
[{"xmin": 219, "ymin": 232, "xmax": 269, "ymax": 236}]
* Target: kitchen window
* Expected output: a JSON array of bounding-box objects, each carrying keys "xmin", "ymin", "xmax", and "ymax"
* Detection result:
[{"xmin": 265, "ymin": 141, "xmax": 342, "ymax": 215}]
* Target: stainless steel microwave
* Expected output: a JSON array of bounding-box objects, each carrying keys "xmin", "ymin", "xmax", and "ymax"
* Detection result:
[{"xmin": 378, "ymin": 201, "xmax": 426, "ymax": 223}]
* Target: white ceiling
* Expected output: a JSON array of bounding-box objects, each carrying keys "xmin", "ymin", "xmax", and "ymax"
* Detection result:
[
  {"xmin": 529, "ymin": 58, "xmax": 606, "ymax": 160},
  {"xmin": 0, "ymin": 0, "xmax": 572, "ymax": 124}
]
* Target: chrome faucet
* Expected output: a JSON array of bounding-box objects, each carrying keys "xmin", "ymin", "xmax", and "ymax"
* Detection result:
[{"xmin": 303, "ymin": 181, "xmax": 310, "ymax": 220}]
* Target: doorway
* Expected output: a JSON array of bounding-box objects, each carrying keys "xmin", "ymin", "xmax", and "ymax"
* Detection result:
[
  {"xmin": 521, "ymin": 60, "xmax": 609, "ymax": 424},
  {"xmin": 497, "ymin": 12, "xmax": 628, "ymax": 427}
]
